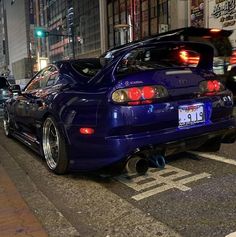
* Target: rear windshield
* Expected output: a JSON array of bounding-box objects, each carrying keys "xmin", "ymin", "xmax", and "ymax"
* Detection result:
[
  {"xmin": 116, "ymin": 45, "xmax": 201, "ymax": 77},
  {"xmin": 71, "ymin": 59, "xmax": 102, "ymax": 79},
  {"xmin": 0, "ymin": 77, "xmax": 8, "ymax": 89}
]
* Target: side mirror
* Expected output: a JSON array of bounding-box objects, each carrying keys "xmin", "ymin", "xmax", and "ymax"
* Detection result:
[{"xmin": 10, "ymin": 84, "xmax": 21, "ymax": 95}]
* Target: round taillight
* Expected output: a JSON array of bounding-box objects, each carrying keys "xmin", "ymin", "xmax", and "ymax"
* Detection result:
[
  {"xmin": 142, "ymin": 86, "xmax": 155, "ymax": 99},
  {"xmin": 127, "ymin": 87, "xmax": 141, "ymax": 101},
  {"xmin": 112, "ymin": 90, "xmax": 127, "ymax": 103},
  {"xmin": 207, "ymin": 81, "xmax": 215, "ymax": 92}
]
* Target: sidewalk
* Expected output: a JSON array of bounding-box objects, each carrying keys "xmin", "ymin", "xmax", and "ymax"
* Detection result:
[{"xmin": 0, "ymin": 163, "xmax": 48, "ymax": 237}]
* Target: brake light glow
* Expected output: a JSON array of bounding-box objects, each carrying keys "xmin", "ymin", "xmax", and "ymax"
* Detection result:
[
  {"xmin": 210, "ymin": 28, "xmax": 221, "ymax": 33},
  {"xmin": 199, "ymin": 80, "xmax": 224, "ymax": 95},
  {"xmin": 230, "ymin": 50, "xmax": 236, "ymax": 65},
  {"xmin": 142, "ymin": 86, "xmax": 155, "ymax": 99},
  {"xmin": 80, "ymin": 128, "xmax": 95, "ymax": 135},
  {"xmin": 127, "ymin": 87, "xmax": 142, "ymax": 101},
  {"xmin": 207, "ymin": 81, "xmax": 215, "ymax": 92},
  {"xmin": 179, "ymin": 50, "xmax": 200, "ymax": 65},
  {"xmin": 112, "ymin": 85, "xmax": 168, "ymax": 105}
]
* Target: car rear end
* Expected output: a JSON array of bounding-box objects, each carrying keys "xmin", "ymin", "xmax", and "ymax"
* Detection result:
[
  {"xmin": 66, "ymin": 41, "xmax": 235, "ymax": 172},
  {"xmin": 100, "ymin": 42, "xmax": 235, "ymax": 164}
]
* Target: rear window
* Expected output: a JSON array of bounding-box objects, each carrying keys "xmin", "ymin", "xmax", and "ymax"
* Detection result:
[
  {"xmin": 0, "ymin": 77, "xmax": 8, "ymax": 89},
  {"xmin": 116, "ymin": 45, "xmax": 201, "ymax": 77},
  {"xmin": 71, "ymin": 59, "xmax": 102, "ymax": 79}
]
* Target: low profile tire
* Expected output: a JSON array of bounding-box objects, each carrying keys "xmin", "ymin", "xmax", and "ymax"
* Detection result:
[
  {"xmin": 3, "ymin": 110, "xmax": 12, "ymax": 138},
  {"xmin": 42, "ymin": 116, "xmax": 69, "ymax": 174}
]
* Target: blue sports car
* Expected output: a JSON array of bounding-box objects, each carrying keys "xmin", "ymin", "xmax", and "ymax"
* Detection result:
[{"xmin": 3, "ymin": 31, "xmax": 236, "ymax": 175}]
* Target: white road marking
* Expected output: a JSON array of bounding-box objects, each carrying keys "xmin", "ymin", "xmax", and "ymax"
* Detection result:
[
  {"xmin": 225, "ymin": 231, "xmax": 236, "ymax": 237},
  {"xmin": 189, "ymin": 151, "xmax": 236, "ymax": 166},
  {"xmin": 115, "ymin": 165, "xmax": 210, "ymax": 201}
]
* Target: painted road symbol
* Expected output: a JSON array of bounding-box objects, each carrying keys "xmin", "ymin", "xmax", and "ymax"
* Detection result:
[{"xmin": 116, "ymin": 165, "xmax": 211, "ymax": 201}]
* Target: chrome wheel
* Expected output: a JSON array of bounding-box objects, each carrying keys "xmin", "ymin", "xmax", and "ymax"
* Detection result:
[
  {"xmin": 3, "ymin": 110, "xmax": 11, "ymax": 137},
  {"xmin": 42, "ymin": 117, "xmax": 60, "ymax": 170}
]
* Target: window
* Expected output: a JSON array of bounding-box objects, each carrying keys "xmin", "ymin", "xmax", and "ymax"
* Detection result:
[
  {"xmin": 116, "ymin": 45, "xmax": 201, "ymax": 77},
  {"xmin": 25, "ymin": 67, "xmax": 56, "ymax": 91},
  {"xmin": 71, "ymin": 59, "xmax": 102, "ymax": 79},
  {"xmin": 46, "ymin": 71, "xmax": 59, "ymax": 87}
]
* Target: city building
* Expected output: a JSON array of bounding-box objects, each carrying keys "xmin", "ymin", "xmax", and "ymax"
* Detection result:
[
  {"xmin": 0, "ymin": 0, "xmax": 9, "ymax": 77},
  {"xmin": 105, "ymin": 0, "xmax": 189, "ymax": 49},
  {"xmin": 41, "ymin": 0, "xmax": 100, "ymax": 62},
  {"xmin": 5, "ymin": 0, "xmax": 35, "ymax": 81}
]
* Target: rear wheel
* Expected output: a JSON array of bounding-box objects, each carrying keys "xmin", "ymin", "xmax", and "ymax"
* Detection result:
[
  {"xmin": 42, "ymin": 116, "xmax": 69, "ymax": 174},
  {"xmin": 3, "ymin": 109, "xmax": 12, "ymax": 137}
]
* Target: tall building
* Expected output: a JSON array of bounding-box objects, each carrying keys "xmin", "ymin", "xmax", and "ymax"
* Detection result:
[
  {"xmin": 0, "ymin": 0, "xmax": 8, "ymax": 76},
  {"xmin": 5, "ymin": 0, "xmax": 35, "ymax": 80},
  {"xmin": 42, "ymin": 0, "xmax": 101, "ymax": 61}
]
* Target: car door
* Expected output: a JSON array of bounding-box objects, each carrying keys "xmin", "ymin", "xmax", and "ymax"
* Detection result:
[
  {"xmin": 29, "ymin": 66, "xmax": 60, "ymax": 134},
  {"xmin": 13, "ymin": 67, "xmax": 52, "ymax": 135}
]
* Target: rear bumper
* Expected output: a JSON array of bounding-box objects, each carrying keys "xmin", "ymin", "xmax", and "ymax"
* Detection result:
[{"xmin": 68, "ymin": 117, "xmax": 236, "ymax": 171}]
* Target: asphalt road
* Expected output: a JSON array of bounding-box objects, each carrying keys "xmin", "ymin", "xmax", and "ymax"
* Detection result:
[{"xmin": 0, "ymin": 125, "xmax": 236, "ymax": 237}]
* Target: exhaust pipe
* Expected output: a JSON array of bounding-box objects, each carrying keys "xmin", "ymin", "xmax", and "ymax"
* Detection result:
[
  {"xmin": 125, "ymin": 156, "xmax": 149, "ymax": 175},
  {"xmin": 149, "ymin": 154, "xmax": 166, "ymax": 169}
]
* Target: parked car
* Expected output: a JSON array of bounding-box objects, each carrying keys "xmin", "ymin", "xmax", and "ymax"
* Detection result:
[
  {"xmin": 0, "ymin": 76, "xmax": 12, "ymax": 116},
  {"xmin": 3, "ymin": 34, "xmax": 236, "ymax": 175}
]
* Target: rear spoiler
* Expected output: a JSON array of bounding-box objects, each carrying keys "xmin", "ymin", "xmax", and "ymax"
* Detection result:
[
  {"xmin": 116, "ymin": 41, "xmax": 215, "ymax": 71},
  {"xmin": 101, "ymin": 27, "xmax": 233, "ymax": 62}
]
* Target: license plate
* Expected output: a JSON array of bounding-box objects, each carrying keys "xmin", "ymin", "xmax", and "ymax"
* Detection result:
[{"xmin": 178, "ymin": 103, "xmax": 205, "ymax": 127}]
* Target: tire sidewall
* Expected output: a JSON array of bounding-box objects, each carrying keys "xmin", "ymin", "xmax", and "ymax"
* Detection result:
[{"xmin": 43, "ymin": 116, "xmax": 69, "ymax": 174}]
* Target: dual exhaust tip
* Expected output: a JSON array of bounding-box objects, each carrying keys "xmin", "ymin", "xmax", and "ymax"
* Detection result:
[{"xmin": 125, "ymin": 153, "xmax": 166, "ymax": 175}]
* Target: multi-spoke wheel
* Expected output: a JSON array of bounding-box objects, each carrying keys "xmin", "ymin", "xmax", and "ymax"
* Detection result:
[
  {"xmin": 42, "ymin": 116, "xmax": 69, "ymax": 174},
  {"xmin": 3, "ymin": 109, "xmax": 12, "ymax": 137}
]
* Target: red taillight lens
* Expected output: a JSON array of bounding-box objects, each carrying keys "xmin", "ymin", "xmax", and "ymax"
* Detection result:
[
  {"xmin": 207, "ymin": 81, "xmax": 215, "ymax": 92},
  {"xmin": 200, "ymin": 80, "xmax": 224, "ymax": 95},
  {"xmin": 230, "ymin": 50, "xmax": 236, "ymax": 64},
  {"xmin": 112, "ymin": 85, "xmax": 168, "ymax": 105},
  {"xmin": 127, "ymin": 87, "xmax": 141, "ymax": 101},
  {"xmin": 80, "ymin": 128, "xmax": 95, "ymax": 135},
  {"xmin": 142, "ymin": 86, "xmax": 155, "ymax": 99},
  {"xmin": 179, "ymin": 50, "xmax": 200, "ymax": 65}
]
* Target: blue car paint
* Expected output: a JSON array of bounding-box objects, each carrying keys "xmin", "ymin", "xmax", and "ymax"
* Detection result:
[{"xmin": 4, "ymin": 41, "xmax": 236, "ymax": 172}]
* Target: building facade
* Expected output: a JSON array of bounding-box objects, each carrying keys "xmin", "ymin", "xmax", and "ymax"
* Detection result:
[
  {"xmin": 41, "ymin": 0, "xmax": 100, "ymax": 62},
  {"xmin": 105, "ymin": 0, "xmax": 189, "ymax": 49},
  {"xmin": 5, "ymin": 0, "xmax": 35, "ymax": 80},
  {"xmin": 0, "ymin": 0, "xmax": 8, "ymax": 76}
]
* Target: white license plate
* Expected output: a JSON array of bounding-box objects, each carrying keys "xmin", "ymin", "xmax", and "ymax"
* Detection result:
[{"xmin": 178, "ymin": 103, "xmax": 205, "ymax": 127}]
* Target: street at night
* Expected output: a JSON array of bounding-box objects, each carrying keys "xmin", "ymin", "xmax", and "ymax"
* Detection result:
[{"xmin": 1, "ymin": 0, "xmax": 236, "ymax": 237}]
